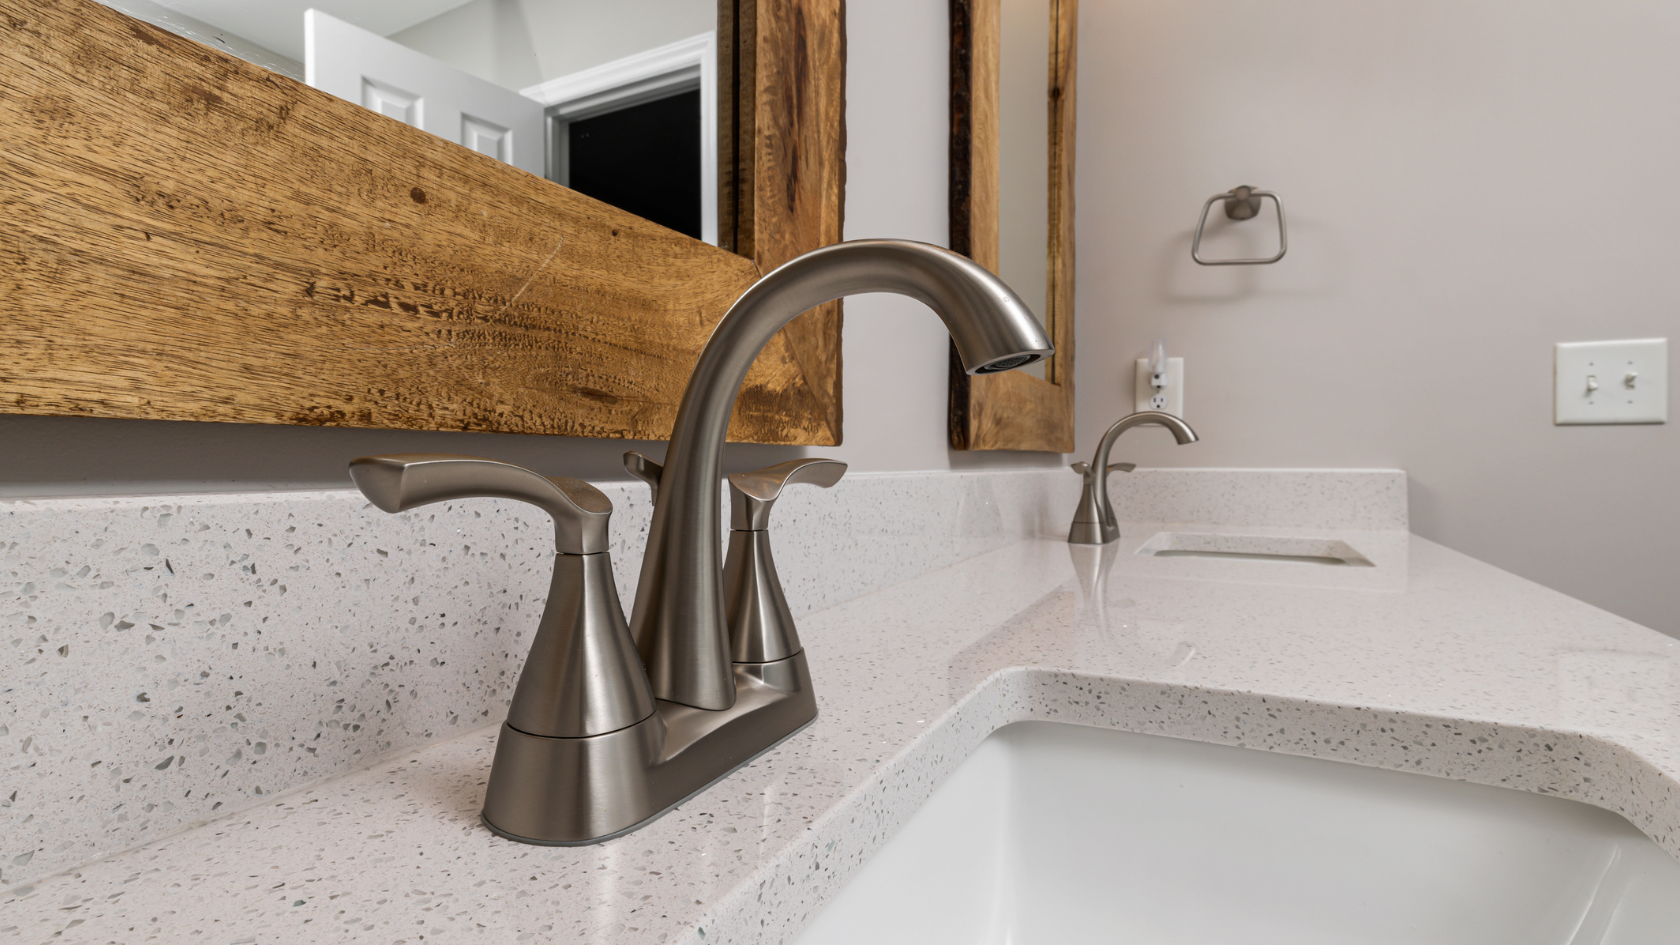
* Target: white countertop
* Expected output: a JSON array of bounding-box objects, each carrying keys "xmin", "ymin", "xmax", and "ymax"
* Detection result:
[{"xmin": 5, "ymin": 524, "xmax": 1678, "ymax": 944}]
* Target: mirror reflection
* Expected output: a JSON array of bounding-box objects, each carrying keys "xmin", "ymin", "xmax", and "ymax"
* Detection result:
[
  {"xmin": 996, "ymin": 0, "xmax": 1051, "ymax": 379},
  {"xmin": 101, "ymin": 0, "xmax": 718, "ymax": 242}
]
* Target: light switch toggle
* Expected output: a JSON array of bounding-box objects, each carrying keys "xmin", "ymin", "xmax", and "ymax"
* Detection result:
[{"xmin": 1554, "ymin": 338, "xmax": 1667, "ymax": 425}]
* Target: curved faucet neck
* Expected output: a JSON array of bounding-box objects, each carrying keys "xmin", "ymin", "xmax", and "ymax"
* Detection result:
[{"xmin": 630, "ymin": 240, "xmax": 1052, "ymax": 710}]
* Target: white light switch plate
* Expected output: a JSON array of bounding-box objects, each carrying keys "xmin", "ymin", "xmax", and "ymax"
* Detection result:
[
  {"xmin": 1554, "ymin": 338, "xmax": 1667, "ymax": 424},
  {"xmin": 1135, "ymin": 357, "xmax": 1184, "ymax": 416}
]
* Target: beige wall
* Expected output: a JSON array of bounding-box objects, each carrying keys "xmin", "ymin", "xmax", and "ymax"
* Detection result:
[{"xmin": 1072, "ymin": 0, "xmax": 1680, "ymax": 634}]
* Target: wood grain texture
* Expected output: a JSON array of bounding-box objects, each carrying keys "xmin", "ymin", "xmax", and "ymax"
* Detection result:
[
  {"xmin": 947, "ymin": 0, "xmax": 1075, "ymax": 453},
  {"xmin": 733, "ymin": 0, "xmax": 847, "ymax": 445},
  {"xmin": 0, "ymin": 0, "xmax": 844, "ymax": 445}
]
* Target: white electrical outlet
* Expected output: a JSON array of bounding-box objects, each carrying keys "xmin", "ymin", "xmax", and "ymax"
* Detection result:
[
  {"xmin": 1554, "ymin": 338, "xmax": 1667, "ymax": 424},
  {"xmin": 1135, "ymin": 357, "xmax": 1184, "ymax": 416}
]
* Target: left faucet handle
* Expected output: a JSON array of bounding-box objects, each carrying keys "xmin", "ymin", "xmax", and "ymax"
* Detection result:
[
  {"xmin": 349, "ymin": 454, "xmax": 611, "ymax": 555},
  {"xmin": 349, "ymin": 453, "xmax": 653, "ymax": 742}
]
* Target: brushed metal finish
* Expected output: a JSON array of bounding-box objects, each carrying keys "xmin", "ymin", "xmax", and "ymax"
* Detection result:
[
  {"xmin": 1068, "ymin": 412, "xmax": 1199, "ymax": 545},
  {"xmin": 1067, "ymin": 461, "xmax": 1135, "ymax": 546},
  {"xmin": 1191, "ymin": 186, "xmax": 1288, "ymax": 266},
  {"xmin": 505, "ymin": 552, "xmax": 655, "ymax": 738},
  {"xmin": 723, "ymin": 529, "xmax": 799, "ymax": 663},
  {"xmin": 350, "ymin": 454, "xmax": 654, "ymax": 738},
  {"xmin": 623, "ymin": 451, "xmax": 663, "ymax": 505},
  {"xmin": 722, "ymin": 458, "xmax": 846, "ymax": 662},
  {"xmin": 631, "ymin": 239, "xmax": 1054, "ymax": 710},
  {"xmin": 352, "ymin": 240, "xmax": 1054, "ymax": 847},
  {"xmin": 727, "ymin": 458, "xmax": 846, "ymax": 530},
  {"xmin": 349, "ymin": 454, "xmax": 612, "ymax": 555},
  {"xmin": 481, "ymin": 651, "xmax": 817, "ymax": 844}
]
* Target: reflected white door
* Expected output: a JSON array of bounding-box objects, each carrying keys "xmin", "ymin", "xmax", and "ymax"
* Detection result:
[{"xmin": 304, "ymin": 8, "xmax": 544, "ymax": 177}]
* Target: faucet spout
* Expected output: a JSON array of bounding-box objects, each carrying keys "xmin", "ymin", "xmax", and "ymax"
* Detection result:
[
  {"xmin": 632, "ymin": 239, "xmax": 1053, "ymax": 709},
  {"xmin": 1069, "ymin": 411, "xmax": 1199, "ymax": 545}
]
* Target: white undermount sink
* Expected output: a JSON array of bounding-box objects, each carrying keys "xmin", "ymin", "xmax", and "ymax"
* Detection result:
[
  {"xmin": 796, "ymin": 722, "xmax": 1680, "ymax": 944},
  {"xmin": 1136, "ymin": 531, "xmax": 1374, "ymax": 566}
]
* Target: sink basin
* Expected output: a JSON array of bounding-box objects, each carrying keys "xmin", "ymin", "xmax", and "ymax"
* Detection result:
[
  {"xmin": 1136, "ymin": 531, "xmax": 1374, "ymax": 566},
  {"xmin": 796, "ymin": 722, "xmax": 1680, "ymax": 944}
]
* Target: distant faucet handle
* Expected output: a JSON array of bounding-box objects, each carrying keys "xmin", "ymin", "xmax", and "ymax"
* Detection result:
[
  {"xmin": 349, "ymin": 454, "xmax": 611, "ymax": 555},
  {"xmin": 623, "ymin": 451, "xmax": 663, "ymax": 505},
  {"xmin": 1069, "ymin": 461, "xmax": 1136, "ymax": 477},
  {"xmin": 727, "ymin": 458, "xmax": 847, "ymax": 531}
]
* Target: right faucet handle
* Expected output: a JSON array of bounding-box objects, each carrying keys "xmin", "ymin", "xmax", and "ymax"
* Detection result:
[{"xmin": 723, "ymin": 458, "xmax": 847, "ymax": 663}]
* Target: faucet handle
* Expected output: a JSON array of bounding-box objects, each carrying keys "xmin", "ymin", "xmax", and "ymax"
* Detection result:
[
  {"xmin": 722, "ymin": 458, "xmax": 846, "ymax": 664},
  {"xmin": 1070, "ymin": 461, "xmax": 1136, "ymax": 477},
  {"xmin": 622, "ymin": 451, "xmax": 663, "ymax": 505},
  {"xmin": 727, "ymin": 458, "xmax": 847, "ymax": 530},
  {"xmin": 349, "ymin": 453, "xmax": 654, "ymax": 740},
  {"xmin": 350, "ymin": 454, "xmax": 611, "ymax": 554}
]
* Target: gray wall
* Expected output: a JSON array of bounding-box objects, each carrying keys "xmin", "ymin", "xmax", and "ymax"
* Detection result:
[{"xmin": 1070, "ymin": 0, "xmax": 1680, "ymax": 635}]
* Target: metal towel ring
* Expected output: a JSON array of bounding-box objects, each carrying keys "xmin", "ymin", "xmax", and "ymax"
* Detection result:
[{"xmin": 1191, "ymin": 185, "xmax": 1287, "ymax": 265}]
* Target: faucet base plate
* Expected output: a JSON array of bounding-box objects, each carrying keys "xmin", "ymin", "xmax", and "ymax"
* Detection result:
[
  {"xmin": 481, "ymin": 651, "xmax": 818, "ymax": 845},
  {"xmin": 481, "ymin": 711, "xmax": 817, "ymax": 847}
]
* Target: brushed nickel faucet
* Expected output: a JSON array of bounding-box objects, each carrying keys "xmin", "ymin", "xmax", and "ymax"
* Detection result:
[
  {"xmin": 721, "ymin": 457, "xmax": 847, "ymax": 663},
  {"xmin": 350, "ymin": 240, "xmax": 1051, "ymax": 845},
  {"xmin": 1067, "ymin": 410, "xmax": 1199, "ymax": 545}
]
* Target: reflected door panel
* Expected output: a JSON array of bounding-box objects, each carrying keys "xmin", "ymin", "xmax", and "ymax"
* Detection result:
[
  {"xmin": 104, "ymin": 0, "xmax": 717, "ymax": 239},
  {"xmin": 305, "ymin": 8, "xmax": 545, "ymax": 176}
]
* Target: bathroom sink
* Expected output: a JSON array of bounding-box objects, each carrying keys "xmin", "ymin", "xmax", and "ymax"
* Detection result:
[
  {"xmin": 1136, "ymin": 531, "xmax": 1373, "ymax": 566},
  {"xmin": 796, "ymin": 722, "xmax": 1680, "ymax": 945}
]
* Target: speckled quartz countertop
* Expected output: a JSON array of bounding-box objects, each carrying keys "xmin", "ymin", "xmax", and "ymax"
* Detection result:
[{"xmin": 6, "ymin": 523, "xmax": 1680, "ymax": 944}]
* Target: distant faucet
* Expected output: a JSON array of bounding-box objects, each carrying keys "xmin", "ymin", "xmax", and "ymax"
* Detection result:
[
  {"xmin": 1067, "ymin": 411, "xmax": 1198, "ymax": 545},
  {"xmin": 350, "ymin": 239, "xmax": 1052, "ymax": 845}
]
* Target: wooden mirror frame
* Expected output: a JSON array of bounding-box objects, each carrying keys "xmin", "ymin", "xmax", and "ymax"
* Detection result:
[
  {"xmin": 948, "ymin": 0, "xmax": 1075, "ymax": 452},
  {"xmin": 0, "ymin": 0, "xmax": 843, "ymax": 445}
]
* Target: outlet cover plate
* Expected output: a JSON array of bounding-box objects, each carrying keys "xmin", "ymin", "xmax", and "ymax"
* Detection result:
[
  {"xmin": 1554, "ymin": 338, "xmax": 1667, "ymax": 424},
  {"xmin": 1135, "ymin": 357, "xmax": 1185, "ymax": 416}
]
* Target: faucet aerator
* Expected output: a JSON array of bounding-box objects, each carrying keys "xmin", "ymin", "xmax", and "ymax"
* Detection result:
[{"xmin": 974, "ymin": 353, "xmax": 1043, "ymax": 373}]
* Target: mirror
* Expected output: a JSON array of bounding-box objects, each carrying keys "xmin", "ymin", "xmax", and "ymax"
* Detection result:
[
  {"xmin": 2, "ymin": 0, "xmax": 845, "ymax": 445},
  {"xmin": 99, "ymin": 0, "xmax": 720, "ymax": 243},
  {"xmin": 995, "ymin": 0, "xmax": 1050, "ymax": 379},
  {"xmin": 948, "ymin": 0, "xmax": 1076, "ymax": 451}
]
